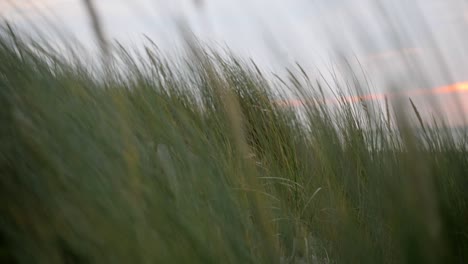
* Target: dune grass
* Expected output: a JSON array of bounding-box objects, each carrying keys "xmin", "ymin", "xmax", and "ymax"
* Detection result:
[{"xmin": 0, "ymin": 26, "xmax": 467, "ymax": 263}]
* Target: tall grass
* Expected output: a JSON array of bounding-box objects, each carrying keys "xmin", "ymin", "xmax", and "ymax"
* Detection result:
[{"xmin": 0, "ymin": 26, "xmax": 467, "ymax": 263}]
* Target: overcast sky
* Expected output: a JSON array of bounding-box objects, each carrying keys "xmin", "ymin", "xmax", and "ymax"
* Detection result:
[{"xmin": 1, "ymin": 0, "xmax": 468, "ymax": 91}]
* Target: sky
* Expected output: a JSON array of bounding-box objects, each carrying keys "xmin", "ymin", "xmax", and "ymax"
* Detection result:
[
  {"xmin": 2, "ymin": 1, "xmax": 467, "ymax": 70},
  {"xmin": 1, "ymin": 0, "xmax": 468, "ymax": 125}
]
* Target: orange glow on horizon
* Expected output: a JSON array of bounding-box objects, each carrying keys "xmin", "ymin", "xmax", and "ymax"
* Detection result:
[
  {"xmin": 278, "ymin": 81, "xmax": 468, "ymax": 107},
  {"xmin": 432, "ymin": 82, "xmax": 468, "ymax": 94}
]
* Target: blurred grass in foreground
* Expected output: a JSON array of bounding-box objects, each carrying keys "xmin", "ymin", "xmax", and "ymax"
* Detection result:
[{"xmin": 0, "ymin": 25, "xmax": 467, "ymax": 264}]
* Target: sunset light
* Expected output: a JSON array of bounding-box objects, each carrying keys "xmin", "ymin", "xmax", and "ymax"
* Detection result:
[{"xmin": 278, "ymin": 81, "xmax": 468, "ymax": 107}]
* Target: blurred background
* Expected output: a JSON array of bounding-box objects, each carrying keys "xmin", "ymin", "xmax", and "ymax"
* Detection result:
[{"xmin": 2, "ymin": 0, "xmax": 468, "ymax": 124}]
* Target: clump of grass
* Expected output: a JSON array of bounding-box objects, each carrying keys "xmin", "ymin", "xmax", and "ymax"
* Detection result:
[{"xmin": 0, "ymin": 26, "xmax": 467, "ymax": 264}]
